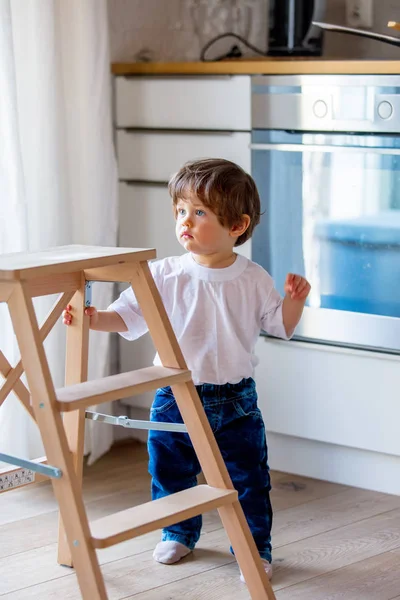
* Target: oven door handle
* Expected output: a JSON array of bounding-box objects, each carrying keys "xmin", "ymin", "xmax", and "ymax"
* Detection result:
[{"xmin": 250, "ymin": 143, "xmax": 400, "ymax": 154}]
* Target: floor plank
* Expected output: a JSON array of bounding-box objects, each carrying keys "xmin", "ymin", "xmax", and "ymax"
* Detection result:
[
  {"xmin": 272, "ymin": 487, "xmax": 400, "ymax": 547},
  {"xmin": 270, "ymin": 472, "xmax": 349, "ymax": 511},
  {"xmin": 0, "ymin": 529, "xmax": 235, "ymax": 599},
  {"xmin": 275, "ymin": 550, "xmax": 400, "ymax": 600},
  {"xmin": 124, "ymin": 562, "xmax": 251, "ymax": 600},
  {"xmin": 272, "ymin": 509, "xmax": 400, "ymax": 590}
]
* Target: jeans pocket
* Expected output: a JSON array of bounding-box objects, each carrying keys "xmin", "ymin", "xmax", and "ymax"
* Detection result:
[
  {"xmin": 151, "ymin": 389, "xmax": 176, "ymax": 414},
  {"xmin": 233, "ymin": 395, "xmax": 261, "ymax": 419}
]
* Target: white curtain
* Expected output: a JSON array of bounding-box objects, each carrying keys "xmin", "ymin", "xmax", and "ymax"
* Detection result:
[{"xmin": 0, "ymin": 1, "xmax": 118, "ymax": 465}]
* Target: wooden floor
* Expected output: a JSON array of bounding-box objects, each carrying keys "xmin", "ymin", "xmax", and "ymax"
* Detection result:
[{"xmin": 1, "ymin": 441, "xmax": 400, "ymax": 600}]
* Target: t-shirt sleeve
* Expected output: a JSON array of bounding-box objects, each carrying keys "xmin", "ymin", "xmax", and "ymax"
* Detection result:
[
  {"xmin": 107, "ymin": 260, "xmax": 161, "ymax": 341},
  {"xmin": 259, "ymin": 271, "xmax": 292, "ymax": 340}
]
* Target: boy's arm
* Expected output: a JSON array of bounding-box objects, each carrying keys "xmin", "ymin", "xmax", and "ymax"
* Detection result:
[
  {"xmin": 282, "ymin": 296, "xmax": 306, "ymax": 337},
  {"xmin": 89, "ymin": 309, "xmax": 128, "ymax": 332},
  {"xmin": 282, "ymin": 274, "xmax": 311, "ymax": 337},
  {"xmin": 63, "ymin": 305, "xmax": 128, "ymax": 333}
]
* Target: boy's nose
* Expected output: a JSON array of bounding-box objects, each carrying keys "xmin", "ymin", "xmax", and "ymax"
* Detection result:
[{"xmin": 183, "ymin": 216, "xmax": 193, "ymax": 227}]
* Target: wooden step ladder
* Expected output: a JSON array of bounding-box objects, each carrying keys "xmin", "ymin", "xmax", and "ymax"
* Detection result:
[{"xmin": 0, "ymin": 245, "xmax": 276, "ymax": 600}]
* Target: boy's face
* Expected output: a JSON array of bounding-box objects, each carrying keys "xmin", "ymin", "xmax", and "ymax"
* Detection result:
[{"xmin": 175, "ymin": 194, "xmax": 235, "ymax": 256}]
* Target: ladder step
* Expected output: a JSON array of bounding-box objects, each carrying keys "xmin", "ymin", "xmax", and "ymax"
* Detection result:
[
  {"xmin": 56, "ymin": 366, "xmax": 192, "ymax": 412},
  {"xmin": 90, "ymin": 484, "xmax": 238, "ymax": 549}
]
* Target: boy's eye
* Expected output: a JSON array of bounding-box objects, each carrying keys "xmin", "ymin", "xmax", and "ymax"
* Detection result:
[
  {"xmin": 196, "ymin": 209, "xmax": 205, "ymax": 216},
  {"xmin": 178, "ymin": 208, "xmax": 185, "ymax": 216}
]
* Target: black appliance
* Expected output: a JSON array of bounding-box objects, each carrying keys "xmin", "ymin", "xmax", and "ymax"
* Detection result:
[{"xmin": 268, "ymin": 0, "xmax": 325, "ymax": 56}]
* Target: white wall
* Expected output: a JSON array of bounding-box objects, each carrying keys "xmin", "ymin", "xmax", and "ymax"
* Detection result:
[
  {"xmin": 108, "ymin": 0, "xmax": 400, "ymax": 62},
  {"xmin": 108, "ymin": 0, "xmax": 268, "ymax": 63},
  {"xmin": 324, "ymin": 0, "xmax": 400, "ymax": 58}
]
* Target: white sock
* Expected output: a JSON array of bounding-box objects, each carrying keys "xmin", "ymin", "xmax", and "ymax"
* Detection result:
[
  {"xmin": 240, "ymin": 559, "xmax": 273, "ymax": 583},
  {"xmin": 153, "ymin": 541, "xmax": 192, "ymax": 565}
]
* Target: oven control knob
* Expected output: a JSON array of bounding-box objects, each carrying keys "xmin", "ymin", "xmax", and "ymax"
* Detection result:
[
  {"xmin": 377, "ymin": 101, "xmax": 393, "ymax": 120},
  {"xmin": 313, "ymin": 100, "xmax": 328, "ymax": 118}
]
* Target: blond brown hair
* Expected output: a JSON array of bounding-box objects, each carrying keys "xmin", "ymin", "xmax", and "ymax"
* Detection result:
[{"xmin": 168, "ymin": 158, "xmax": 261, "ymax": 246}]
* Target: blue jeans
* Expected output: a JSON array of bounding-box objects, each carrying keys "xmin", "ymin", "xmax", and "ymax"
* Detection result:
[{"xmin": 147, "ymin": 377, "xmax": 273, "ymax": 562}]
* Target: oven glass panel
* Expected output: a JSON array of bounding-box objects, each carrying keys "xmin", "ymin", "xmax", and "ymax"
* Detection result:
[{"xmin": 252, "ymin": 130, "xmax": 400, "ymax": 352}]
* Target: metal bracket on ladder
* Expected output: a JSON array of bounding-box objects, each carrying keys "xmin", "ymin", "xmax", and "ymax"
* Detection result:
[
  {"xmin": 85, "ymin": 410, "xmax": 188, "ymax": 433},
  {"xmin": 84, "ymin": 281, "xmax": 93, "ymax": 307},
  {"xmin": 85, "ymin": 280, "xmax": 115, "ymax": 307},
  {"xmin": 0, "ymin": 452, "xmax": 62, "ymax": 478}
]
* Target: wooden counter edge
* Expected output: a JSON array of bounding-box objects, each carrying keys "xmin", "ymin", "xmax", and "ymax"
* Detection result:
[{"xmin": 111, "ymin": 60, "xmax": 400, "ymax": 76}]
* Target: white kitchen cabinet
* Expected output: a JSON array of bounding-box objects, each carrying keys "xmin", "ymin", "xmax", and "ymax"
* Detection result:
[
  {"xmin": 115, "ymin": 75, "xmax": 251, "ymax": 130},
  {"xmin": 117, "ymin": 130, "xmax": 251, "ymax": 181},
  {"xmin": 255, "ymin": 336, "xmax": 400, "ymax": 494}
]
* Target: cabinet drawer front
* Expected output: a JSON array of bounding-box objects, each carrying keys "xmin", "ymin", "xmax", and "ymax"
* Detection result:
[
  {"xmin": 117, "ymin": 130, "xmax": 251, "ymax": 182},
  {"xmin": 115, "ymin": 76, "xmax": 251, "ymax": 130},
  {"xmin": 118, "ymin": 183, "xmax": 183, "ymax": 260},
  {"xmin": 256, "ymin": 338, "xmax": 400, "ymax": 457}
]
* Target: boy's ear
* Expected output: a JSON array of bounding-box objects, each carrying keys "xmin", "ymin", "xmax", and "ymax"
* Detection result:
[{"xmin": 230, "ymin": 214, "xmax": 251, "ymax": 238}]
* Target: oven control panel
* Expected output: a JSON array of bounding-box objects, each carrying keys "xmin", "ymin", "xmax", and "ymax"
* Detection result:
[{"xmin": 252, "ymin": 75, "xmax": 400, "ymax": 133}]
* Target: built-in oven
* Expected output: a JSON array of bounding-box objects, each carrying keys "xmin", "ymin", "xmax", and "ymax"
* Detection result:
[{"xmin": 251, "ymin": 75, "xmax": 400, "ymax": 354}]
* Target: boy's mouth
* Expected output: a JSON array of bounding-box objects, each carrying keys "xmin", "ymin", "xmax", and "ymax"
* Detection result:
[{"xmin": 181, "ymin": 232, "xmax": 193, "ymax": 239}]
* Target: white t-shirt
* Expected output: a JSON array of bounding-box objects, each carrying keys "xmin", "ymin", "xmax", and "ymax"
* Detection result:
[{"xmin": 109, "ymin": 253, "xmax": 290, "ymax": 385}]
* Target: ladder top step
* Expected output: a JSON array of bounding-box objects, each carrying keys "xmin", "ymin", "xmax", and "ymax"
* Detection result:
[
  {"xmin": 90, "ymin": 485, "xmax": 238, "ymax": 549},
  {"xmin": 56, "ymin": 366, "xmax": 192, "ymax": 412},
  {"xmin": 0, "ymin": 245, "xmax": 156, "ymax": 280}
]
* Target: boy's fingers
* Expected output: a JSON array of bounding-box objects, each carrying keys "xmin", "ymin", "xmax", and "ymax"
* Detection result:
[
  {"xmin": 297, "ymin": 280, "xmax": 308, "ymax": 293},
  {"xmin": 294, "ymin": 282, "xmax": 311, "ymax": 299},
  {"xmin": 294, "ymin": 275, "xmax": 303, "ymax": 289}
]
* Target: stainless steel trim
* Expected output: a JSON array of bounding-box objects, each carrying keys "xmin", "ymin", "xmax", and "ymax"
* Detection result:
[
  {"xmin": 252, "ymin": 75, "xmax": 400, "ymax": 87},
  {"xmin": 294, "ymin": 306, "xmax": 400, "ymax": 354},
  {"xmin": 250, "ymin": 143, "xmax": 400, "ymax": 154},
  {"xmin": 252, "ymin": 75, "xmax": 400, "ymax": 132}
]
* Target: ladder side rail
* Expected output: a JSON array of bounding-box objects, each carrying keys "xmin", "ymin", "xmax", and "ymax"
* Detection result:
[
  {"xmin": 58, "ymin": 275, "xmax": 90, "ymax": 567},
  {"xmin": 8, "ymin": 281, "xmax": 107, "ymax": 600}
]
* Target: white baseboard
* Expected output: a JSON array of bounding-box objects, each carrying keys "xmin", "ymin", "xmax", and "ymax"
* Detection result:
[{"xmin": 267, "ymin": 431, "xmax": 400, "ymax": 496}]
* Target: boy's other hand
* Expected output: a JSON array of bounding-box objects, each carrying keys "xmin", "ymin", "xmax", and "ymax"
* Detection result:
[
  {"xmin": 62, "ymin": 305, "xmax": 99, "ymax": 327},
  {"xmin": 284, "ymin": 273, "xmax": 311, "ymax": 301}
]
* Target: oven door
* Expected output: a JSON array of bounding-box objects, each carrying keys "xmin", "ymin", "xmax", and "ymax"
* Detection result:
[{"xmin": 251, "ymin": 130, "xmax": 400, "ymax": 353}]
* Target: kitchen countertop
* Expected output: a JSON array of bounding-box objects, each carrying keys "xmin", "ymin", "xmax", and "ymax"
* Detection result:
[{"xmin": 111, "ymin": 58, "xmax": 400, "ymax": 76}]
